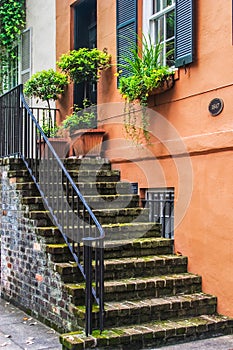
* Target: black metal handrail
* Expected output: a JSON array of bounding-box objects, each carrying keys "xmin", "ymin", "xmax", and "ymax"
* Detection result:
[{"xmin": 0, "ymin": 85, "xmax": 105, "ymax": 336}]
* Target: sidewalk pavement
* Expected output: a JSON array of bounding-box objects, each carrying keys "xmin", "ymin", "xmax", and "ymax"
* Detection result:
[
  {"xmin": 0, "ymin": 298, "xmax": 61, "ymax": 349},
  {"xmin": 1, "ymin": 297, "xmax": 233, "ymax": 350}
]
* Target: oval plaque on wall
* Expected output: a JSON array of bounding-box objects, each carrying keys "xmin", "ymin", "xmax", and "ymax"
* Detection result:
[{"xmin": 208, "ymin": 98, "xmax": 224, "ymax": 116}]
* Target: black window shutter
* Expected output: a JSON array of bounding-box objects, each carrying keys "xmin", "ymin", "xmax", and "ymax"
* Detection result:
[
  {"xmin": 116, "ymin": 0, "xmax": 137, "ymax": 76},
  {"xmin": 175, "ymin": 0, "xmax": 195, "ymax": 67}
]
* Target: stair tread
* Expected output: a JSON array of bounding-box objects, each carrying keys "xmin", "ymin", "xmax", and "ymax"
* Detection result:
[
  {"xmin": 105, "ymin": 254, "xmax": 187, "ymax": 263},
  {"xmin": 66, "ymin": 272, "xmax": 201, "ymax": 290},
  {"xmin": 74, "ymin": 293, "xmax": 216, "ymax": 314},
  {"xmin": 60, "ymin": 314, "xmax": 233, "ymax": 349},
  {"xmin": 104, "ymin": 236, "xmax": 172, "ymax": 247}
]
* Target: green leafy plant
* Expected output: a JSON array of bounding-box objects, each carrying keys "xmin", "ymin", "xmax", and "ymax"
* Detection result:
[
  {"xmin": 57, "ymin": 48, "xmax": 111, "ymax": 100},
  {"xmin": 118, "ymin": 34, "xmax": 175, "ymax": 142},
  {"xmin": 41, "ymin": 121, "xmax": 59, "ymax": 138},
  {"xmin": 62, "ymin": 99, "xmax": 96, "ymax": 135},
  {"xmin": 23, "ymin": 69, "xmax": 68, "ymax": 113},
  {"xmin": 0, "ymin": 0, "xmax": 26, "ymax": 93}
]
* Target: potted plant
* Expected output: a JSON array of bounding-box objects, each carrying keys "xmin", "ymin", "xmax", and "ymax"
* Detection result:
[
  {"xmin": 57, "ymin": 47, "xmax": 111, "ymax": 100},
  {"xmin": 57, "ymin": 48, "xmax": 111, "ymax": 157},
  {"xmin": 24, "ymin": 68, "xmax": 68, "ymax": 117},
  {"xmin": 40, "ymin": 121, "xmax": 70, "ymax": 158},
  {"xmin": 117, "ymin": 35, "xmax": 175, "ymax": 143},
  {"xmin": 61, "ymin": 100, "xmax": 105, "ymax": 157},
  {"xmin": 23, "ymin": 69, "xmax": 70, "ymax": 157}
]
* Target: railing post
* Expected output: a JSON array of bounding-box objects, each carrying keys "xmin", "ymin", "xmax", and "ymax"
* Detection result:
[
  {"xmin": 96, "ymin": 240, "xmax": 104, "ymax": 332},
  {"xmin": 84, "ymin": 243, "xmax": 93, "ymax": 336}
]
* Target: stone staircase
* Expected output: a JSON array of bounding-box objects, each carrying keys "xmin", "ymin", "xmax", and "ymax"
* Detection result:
[{"xmin": 1, "ymin": 157, "xmax": 233, "ymax": 350}]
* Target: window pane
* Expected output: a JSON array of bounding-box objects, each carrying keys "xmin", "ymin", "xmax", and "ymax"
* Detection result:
[
  {"xmin": 155, "ymin": 16, "xmax": 164, "ymax": 42},
  {"xmin": 166, "ymin": 10, "xmax": 175, "ymax": 39},
  {"xmin": 163, "ymin": 0, "xmax": 172, "ymax": 9},
  {"xmin": 155, "ymin": 0, "xmax": 160, "ymax": 12},
  {"xmin": 166, "ymin": 39, "xmax": 174, "ymax": 66}
]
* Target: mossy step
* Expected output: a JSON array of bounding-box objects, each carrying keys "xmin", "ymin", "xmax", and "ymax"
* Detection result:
[
  {"xmin": 104, "ymin": 237, "xmax": 173, "ymax": 258},
  {"xmin": 103, "ymin": 222, "xmax": 161, "ymax": 240},
  {"xmin": 64, "ymin": 273, "xmax": 202, "ymax": 304},
  {"xmin": 68, "ymin": 169, "xmax": 121, "ymax": 182},
  {"xmin": 67, "ymin": 181, "xmax": 134, "ymax": 196},
  {"xmin": 63, "ymin": 157, "xmax": 111, "ymax": 171},
  {"xmin": 35, "ymin": 226, "xmax": 64, "ymax": 243},
  {"xmin": 72, "ymin": 293, "xmax": 217, "ymax": 328},
  {"xmin": 75, "ymin": 194, "xmax": 140, "ymax": 209},
  {"xmin": 26, "ymin": 210, "xmax": 54, "ymax": 226},
  {"xmin": 46, "ymin": 244, "xmax": 75, "ymax": 263},
  {"xmin": 91, "ymin": 207, "xmax": 149, "ymax": 225},
  {"xmin": 60, "ymin": 314, "xmax": 233, "ymax": 350},
  {"xmin": 104, "ymin": 254, "xmax": 188, "ymax": 280},
  {"xmin": 7, "ymin": 169, "xmax": 31, "ymax": 181},
  {"xmin": 0, "ymin": 158, "xmax": 25, "ymax": 169},
  {"xmin": 54, "ymin": 254, "xmax": 188, "ymax": 282},
  {"xmin": 53, "ymin": 262, "xmax": 82, "ymax": 282},
  {"xmin": 21, "ymin": 194, "xmax": 140, "ymax": 209}
]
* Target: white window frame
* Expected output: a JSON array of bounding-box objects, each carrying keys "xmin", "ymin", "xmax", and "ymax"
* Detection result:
[{"xmin": 143, "ymin": 0, "xmax": 175, "ymax": 66}]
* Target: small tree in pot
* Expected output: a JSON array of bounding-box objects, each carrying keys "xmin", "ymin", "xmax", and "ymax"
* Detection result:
[
  {"xmin": 57, "ymin": 47, "xmax": 111, "ymax": 101},
  {"xmin": 57, "ymin": 48, "xmax": 111, "ymax": 157},
  {"xmin": 24, "ymin": 69, "xmax": 69, "ymax": 157}
]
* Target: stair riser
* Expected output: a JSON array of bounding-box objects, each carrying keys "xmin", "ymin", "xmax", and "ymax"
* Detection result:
[
  {"xmin": 68, "ymin": 185, "xmax": 134, "ymax": 196},
  {"xmin": 104, "ymin": 263, "xmax": 187, "ymax": 280},
  {"xmin": 72, "ymin": 175, "xmax": 121, "ymax": 183},
  {"xmin": 67, "ymin": 280, "xmax": 202, "ymax": 305},
  {"xmin": 63, "ymin": 160, "xmax": 112, "ymax": 171},
  {"xmin": 74, "ymin": 300, "xmax": 217, "ymax": 329},
  {"xmin": 71, "ymin": 198, "xmax": 140, "ymax": 210},
  {"xmin": 104, "ymin": 246, "xmax": 173, "ymax": 258}
]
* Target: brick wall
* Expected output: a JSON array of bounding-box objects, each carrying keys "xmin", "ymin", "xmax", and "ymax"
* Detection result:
[{"xmin": 0, "ymin": 159, "xmax": 79, "ymax": 332}]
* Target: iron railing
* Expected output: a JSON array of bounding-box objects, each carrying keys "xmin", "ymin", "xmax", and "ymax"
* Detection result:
[
  {"xmin": 0, "ymin": 85, "xmax": 105, "ymax": 336},
  {"xmin": 30, "ymin": 106, "xmax": 59, "ymax": 137},
  {"xmin": 142, "ymin": 190, "xmax": 174, "ymax": 239}
]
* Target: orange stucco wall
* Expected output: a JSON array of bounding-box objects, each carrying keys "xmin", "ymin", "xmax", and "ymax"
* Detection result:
[{"xmin": 56, "ymin": 0, "xmax": 233, "ymax": 316}]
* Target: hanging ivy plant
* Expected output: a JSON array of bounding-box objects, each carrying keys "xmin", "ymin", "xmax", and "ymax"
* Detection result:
[
  {"xmin": 0, "ymin": 0, "xmax": 26, "ymax": 93},
  {"xmin": 0, "ymin": 0, "xmax": 26, "ymax": 55}
]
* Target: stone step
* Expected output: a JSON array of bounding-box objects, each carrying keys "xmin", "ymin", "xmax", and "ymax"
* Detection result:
[
  {"xmin": 63, "ymin": 157, "xmax": 112, "ymax": 171},
  {"xmin": 46, "ymin": 237, "xmax": 173, "ymax": 261},
  {"xmin": 7, "ymin": 169, "xmax": 32, "ymax": 182},
  {"xmin": 53, "ymin": 255, "xmax": 188, "ymax": 281},
  {"xmin": 25, "ymin": 210, "xmax": 54, "ymax": 227},
  {"xmin": 53, "ymin": 262, "xmax": 82, "ymax": 283},
  {"xmin": 71, "ymin": 293, "xmax": 217, "ymax": 328},
  {"xmin": 91, "ymin": 207, "xmax": 149, "ymax": 225},
  {"xmin": 68, "ymin": 169, "xmax": 121, "ymax": 183},
  {"xmin": 26, "ymin": 206, "xmax": 150, "ymax": 228},
  {"xmin": 21, "ymin": 194, "xmax": 140, "ymax": 211},
  {"xmin": 0, "ymin": 158, "xmax": 25, "ymax": 170},
  {"xmin": 102, "ymin": 222, "xmax": 161, "ymax": 240},
  {"xmin": 104, "ymin": 237, "xmax": 173, "ymax": 257},
  {"xmin": 69, "ymin": 181, "xmax": 135, "ymax": 196},
  {"xmin": 64, "ymin": 273, "xmax": 202, "ymax": 304},
  {"xmin": 15, "ymin": 182, "xmax": 40, "ymax": 196},
  {"xmin": 35, "ymin": 226, "xmax": 65, "ymax": 243},
  {"xmin": 46, "ymin": 244, "xmax": 74, "ymax": 263},
  {"xmin": 60, "ymin": 314, "xmax": 233, "ymax": 350},
  {"xmin": 104, "ymin": 255, "xmax": 188, "ymax": 280}
]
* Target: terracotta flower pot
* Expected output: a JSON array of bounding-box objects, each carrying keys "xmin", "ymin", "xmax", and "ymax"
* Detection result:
[
  {"xmin": 38, "ymin": 138, "xmax": 70, "ymax": 158},
  {"xmin": 70, "ymin": 128, "xmax": 106, "ymax": 157}
]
